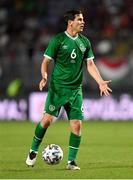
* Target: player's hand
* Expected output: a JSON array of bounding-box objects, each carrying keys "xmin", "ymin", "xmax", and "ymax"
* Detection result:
[
  {"xmin": 39, "ymin": 78, "xmax": 47, "ymax": 91},
  {"xmin": 99, "ymin": 80, "xmax": 112, "ymax": 96}
]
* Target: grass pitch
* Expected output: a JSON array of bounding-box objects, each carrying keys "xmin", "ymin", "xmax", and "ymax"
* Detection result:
[{"xmin": 0, "ymin": 120, "xmax": 133, "ymax": 179}]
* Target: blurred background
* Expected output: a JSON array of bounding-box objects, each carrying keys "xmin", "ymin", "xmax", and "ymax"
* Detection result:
[{"xmin": 0, "ymin": 0, "xmax": 133, "ymax": 121}]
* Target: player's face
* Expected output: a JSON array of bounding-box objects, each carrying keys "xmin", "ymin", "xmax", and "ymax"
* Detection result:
[{"xmin": 71, "ymin": 14, "xmax": 85, "ymax": 33}]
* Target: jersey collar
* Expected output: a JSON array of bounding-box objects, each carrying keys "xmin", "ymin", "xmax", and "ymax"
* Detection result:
[{"xmin": 65, "ymin": 31, "xmax": 78, "ymax": 40}]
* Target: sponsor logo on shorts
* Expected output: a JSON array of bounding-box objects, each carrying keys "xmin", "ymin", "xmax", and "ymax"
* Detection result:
[{"xmin": 49, "ymin": 105, "xmax": 55, "ymax": 112}]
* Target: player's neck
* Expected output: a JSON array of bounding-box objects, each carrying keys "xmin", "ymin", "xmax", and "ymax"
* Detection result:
[{"xmin": 66, "ymin": 29, "xmax": 78, "ymax": 37}]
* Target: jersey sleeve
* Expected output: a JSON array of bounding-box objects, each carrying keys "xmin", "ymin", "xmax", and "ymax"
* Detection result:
[
  {"xmin": 84, "ymin": 39, "xmax": 94, "ymax": 61},
  {"xmin": 44, "ymin": 36, "xmax": 59, "ymax": 60}
]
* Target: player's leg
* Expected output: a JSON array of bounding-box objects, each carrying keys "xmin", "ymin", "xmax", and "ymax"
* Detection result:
[
  {"xmin": 26, "ymin": 113, "xmax": 55, "ymax": 166},
  {"xmin": 30, "ymin": 113, "xmax": 55, "ymax": 152},
  {"xmin": 65, "ymin": 88, "xmax": 83, "ymax": 170},
  {"xmin": 26, "ymin": 85, "xmax": 62, "ymax": 166},
  {"xmin": 66, "ymin": 120, "xmax": 82, "ymax": 170}
]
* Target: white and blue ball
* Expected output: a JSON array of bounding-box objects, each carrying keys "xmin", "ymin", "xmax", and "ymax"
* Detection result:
[{"xmin": 42, "ymin": 144, "xmax": 63, "ymax": 165}]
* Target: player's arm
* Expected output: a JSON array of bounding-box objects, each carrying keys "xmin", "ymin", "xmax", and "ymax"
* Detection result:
[
  {"xmin": 39, "ymin": 57, "xmax": 51, "ymax": 91},
  {"xmin": 86, "ymin": 59, "xmax": 112, "ymax": 96}
]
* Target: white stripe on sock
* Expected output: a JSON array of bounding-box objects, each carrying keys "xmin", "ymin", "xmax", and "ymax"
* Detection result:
[
  {"xmin": 34, "ymin": 135, "xmax": 42, "ymax": 141},
  {"xmin": 69, "ymin": 146, "xmax": 79, "ymax": 150},
  {"xmin": 30, "ymin": 149, "xmax": 38, "ymax": 153}
]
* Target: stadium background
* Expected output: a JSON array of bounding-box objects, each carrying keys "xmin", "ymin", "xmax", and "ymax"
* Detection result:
[
  {"xmin": 1, "ymin": 0, "xmax": 133, "ymax": 179},
  {"xmin": 0, "ymin": 0, "xmax": 133, "ymax": 121}
]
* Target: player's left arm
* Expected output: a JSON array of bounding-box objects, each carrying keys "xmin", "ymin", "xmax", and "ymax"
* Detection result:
[{"xmin": 86, "ymin": 59, "xmax": 112, "ymax": 96}]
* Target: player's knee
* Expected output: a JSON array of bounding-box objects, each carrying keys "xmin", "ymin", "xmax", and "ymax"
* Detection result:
[
  {"xmin": 70, "ymin": 120, "xmax": 82, "ymax": 135},
  {"xmin": 41, "ymin": 113, "xmax": 55, "ymax": 128}
]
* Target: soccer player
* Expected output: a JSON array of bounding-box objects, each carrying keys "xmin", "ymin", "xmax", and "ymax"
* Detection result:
[{"xmin": 26, "ymin": 10, "xmax": 112, "ymax": 170}]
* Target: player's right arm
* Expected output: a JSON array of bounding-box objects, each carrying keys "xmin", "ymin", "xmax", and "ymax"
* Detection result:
[
  {"xmin": 39, "ymin": 34, "xmax": 60, "ymax": 91},
  {"xmin": 39, "ymin": 57, "xmax": 51, "ymax": 91}
]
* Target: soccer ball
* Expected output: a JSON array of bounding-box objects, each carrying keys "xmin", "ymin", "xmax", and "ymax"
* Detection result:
[{"xmin": 42, "ymin": 144, "xmax": 63, "ymax": 165}]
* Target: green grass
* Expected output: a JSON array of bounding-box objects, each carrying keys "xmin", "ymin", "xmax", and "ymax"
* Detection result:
[{"xmin": 0, "ymin": 120, "xmax": 133, "ymax": 179}]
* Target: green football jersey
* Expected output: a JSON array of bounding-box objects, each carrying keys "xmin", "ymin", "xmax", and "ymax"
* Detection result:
[{"xmin": 44, "ymin": 31, "xmax": 94, "ymax": 88}]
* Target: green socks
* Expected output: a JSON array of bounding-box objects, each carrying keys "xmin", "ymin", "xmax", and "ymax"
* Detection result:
[
  {"xmin": 31, "ymin": 124, "xmax": 81, "ymax": 161},
  {"xmin": 68, "ymin": 132, "xmax": 81, "ymax": 161},
  {"xmin": 31, "ymin": 123, "xmax": 47, "ymax": 152}
]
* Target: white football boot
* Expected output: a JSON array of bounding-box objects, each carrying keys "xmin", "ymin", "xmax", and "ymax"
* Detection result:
[
  {"xmin": 66, "ymin": 160, "xmax": 80, "ymax": 170},
  {"xmin": 26, "ymin": 150, "xmax": 38, "ymax": 167}
]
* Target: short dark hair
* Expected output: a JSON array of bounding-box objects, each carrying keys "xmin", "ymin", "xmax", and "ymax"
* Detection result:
[
  {"xmin": 58, "ymin": 10, "xmax": 82, "ymax": 32},
  {"xmin": 64, "ymin": 10, "xmax": 82, "ymax": 23}
]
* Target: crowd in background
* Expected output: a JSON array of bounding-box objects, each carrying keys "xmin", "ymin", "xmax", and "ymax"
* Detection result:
[{"xmin": 0, "ymin": 0, "xmax": 133, "ymax": 96}]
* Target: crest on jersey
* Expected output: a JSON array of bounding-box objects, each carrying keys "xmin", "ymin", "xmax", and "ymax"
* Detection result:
[
  {"xmin": 49, "ymin": 105, "xmax": 55, "ymax": 112},
  {"xmin": 79, "ymin": 44, "xmax": 86, "ymax": 52}
]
